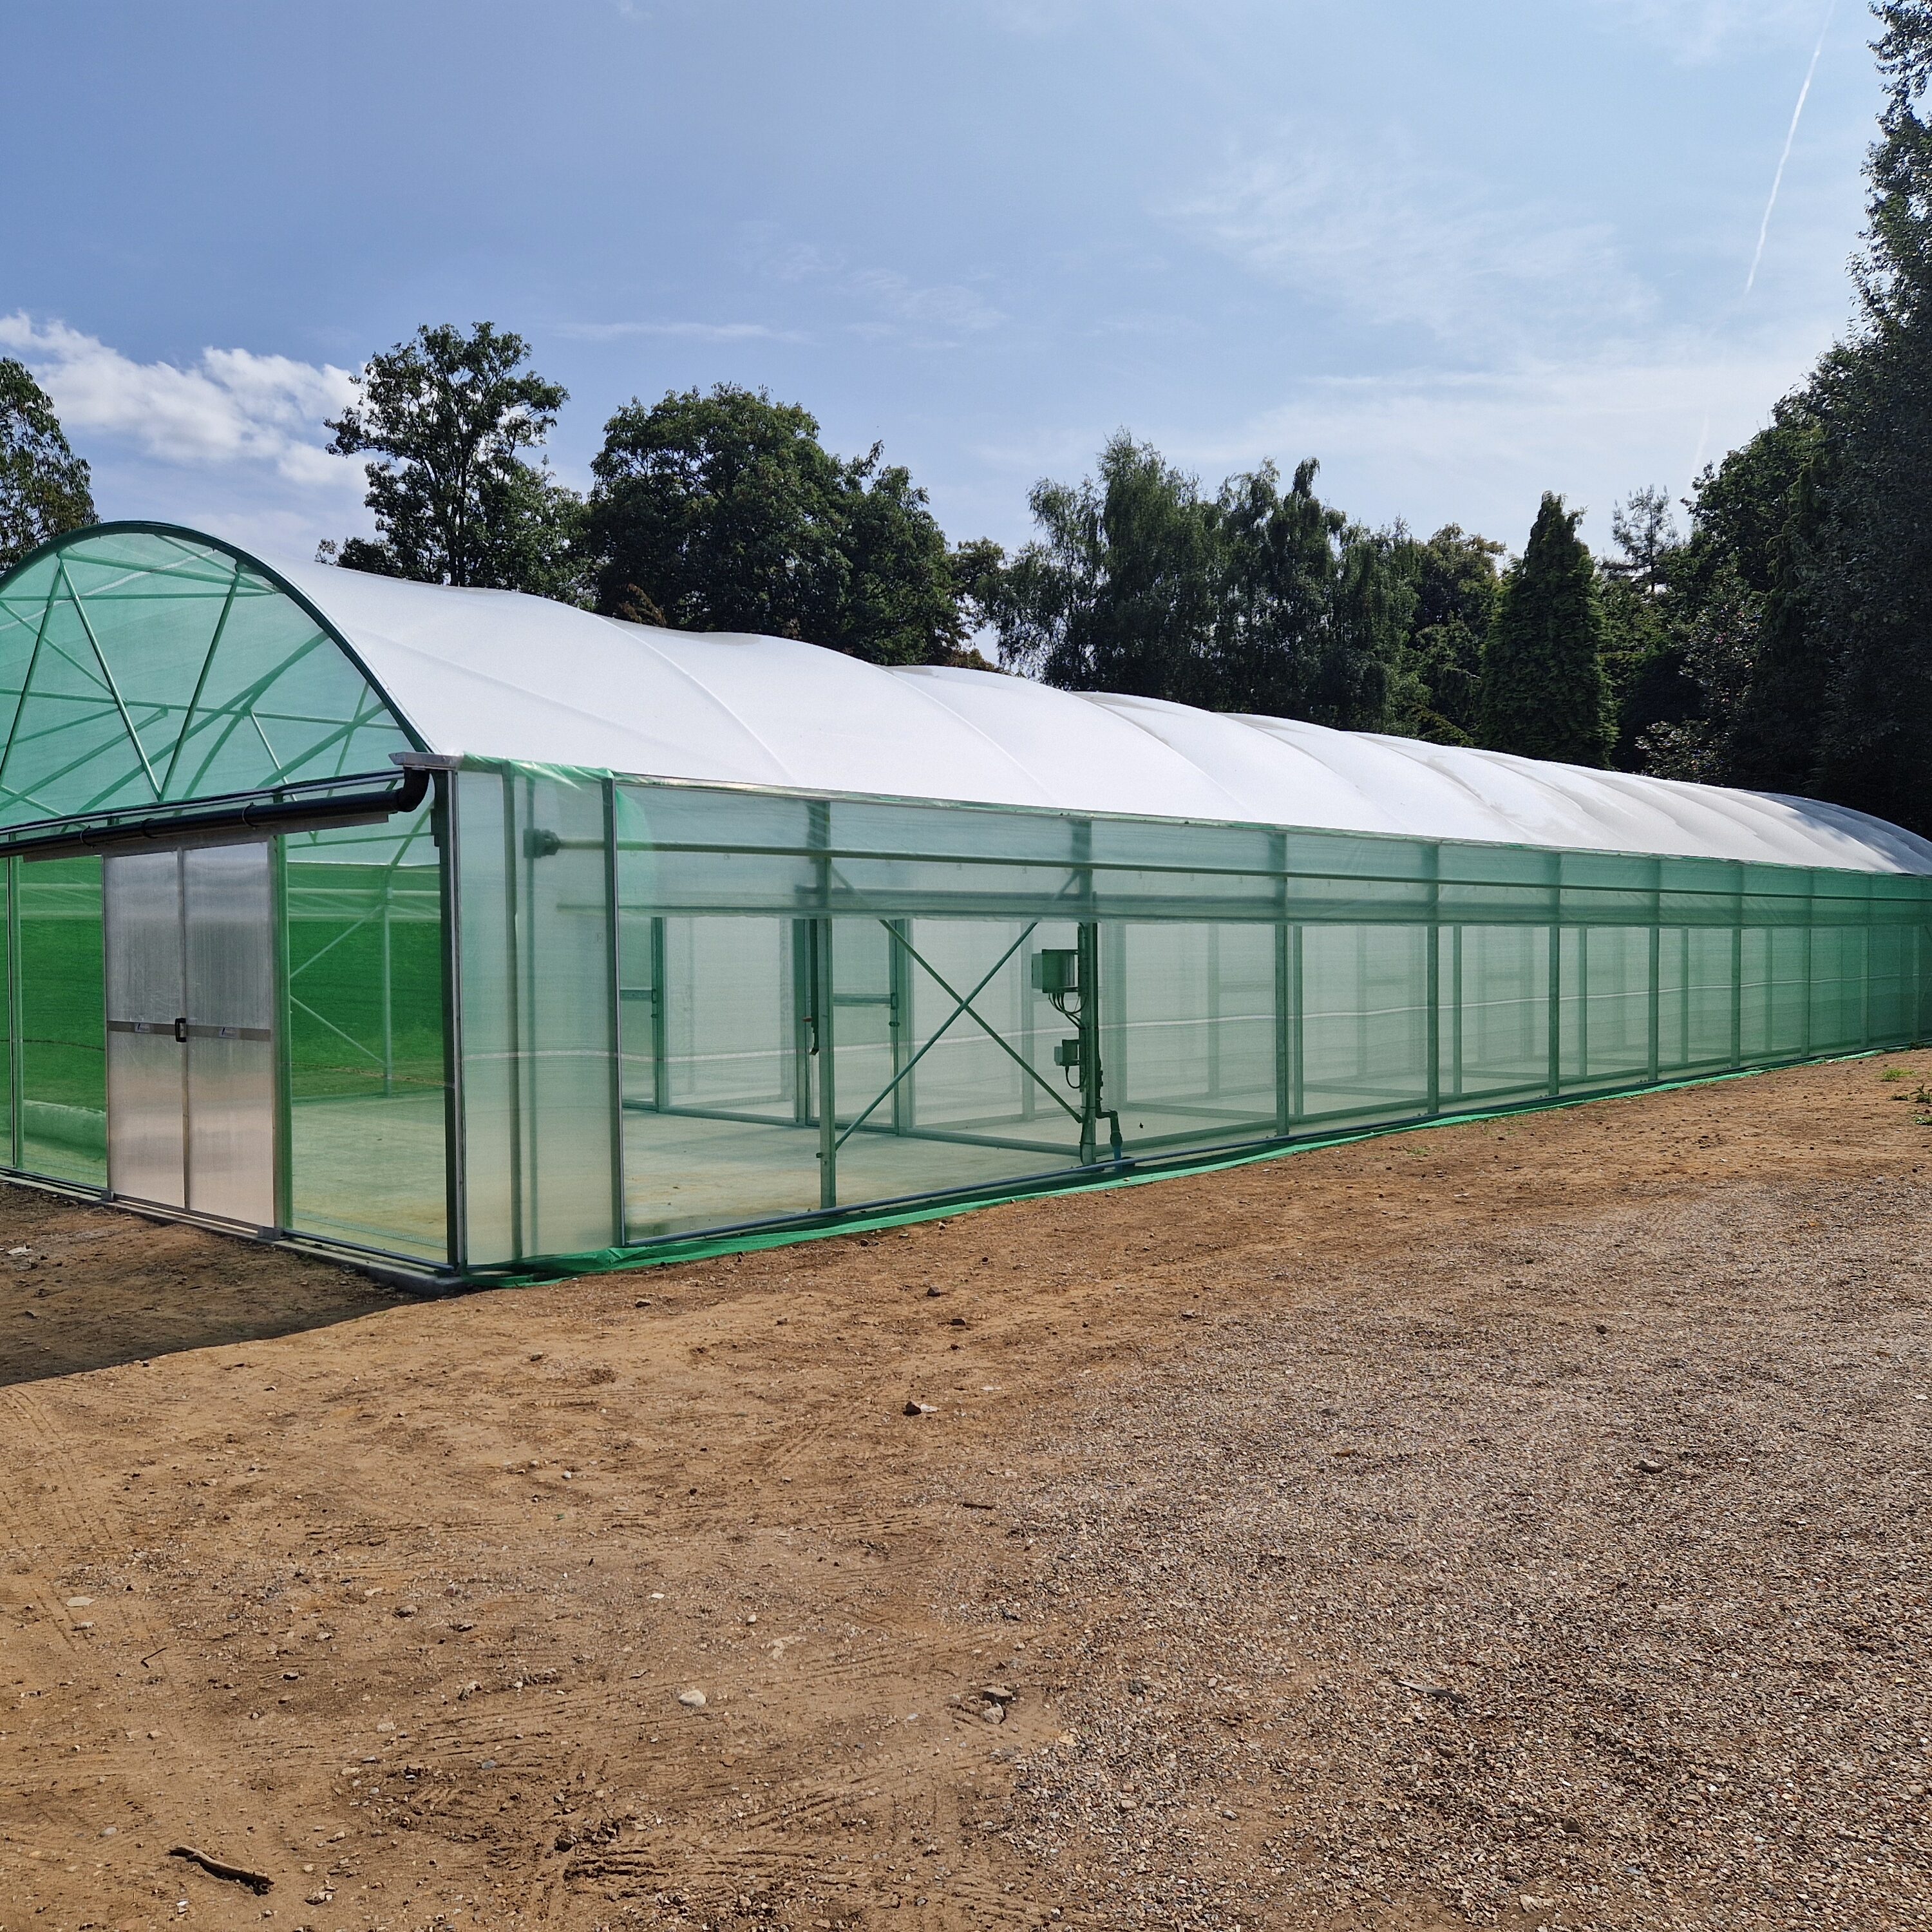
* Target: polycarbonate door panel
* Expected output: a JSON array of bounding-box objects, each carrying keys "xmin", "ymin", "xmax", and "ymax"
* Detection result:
[
  {"xmin": 183, "ymin": 842, "xmax": 276, "ymax": 1227},
  {"xmin": 104, "ymin": 851, "xmax": 188, "ymax": 1209}
]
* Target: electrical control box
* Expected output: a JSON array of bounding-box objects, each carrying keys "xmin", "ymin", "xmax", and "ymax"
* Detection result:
[
  {"xmin": 1054, "ymin": 1037, "xmax": 1085, "ymax": 1072},
  {"xmin": 1032, "ymin": 949, "xmax": 1080, "ymax": 996}
]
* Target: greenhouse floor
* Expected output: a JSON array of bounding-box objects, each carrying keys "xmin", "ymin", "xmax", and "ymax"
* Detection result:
[{"xmin": 1, "ymin": 1053, "xmax": 1927, "ymax": 1930}]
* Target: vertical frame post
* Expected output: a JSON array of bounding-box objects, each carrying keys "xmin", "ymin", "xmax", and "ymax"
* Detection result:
[
  {"xmin": 1646, "ymin": 860, "xmax": 1662, "ymax": 1087},
  {"xmin": 1546, "ymin": 854, "xmax": 1562, "ymax": 1097},
  {"xmin": 1425, "ymin": 848, "xmax": 1441, "ymax": 1117},
  {"xmin": 1077, "ymin": 920, "xmax": 1101, "ymax": 1165},
  {"xmin": 809, "ymin": 799, "xmax": 836, "ymax": 1209},
  {"xmin": 7, "ymin": 854, "xmax": 21, "ymax": 1173},
  {"xmin": 1802, "ymin": 893, "xmax": 1815, "ymax": 1059},
  {"xmin": 650, "ymin": 914, "xmax": 669, "ymax": 1111},
  {"xmin": 815, "ymin": 918, "xmax": 837, "ymax": 1209},
  {"xmin": 1730, "ymin": 864, "xmax": 1745, "ymax": 1070},
  {"xmin": 1272, "ymin": 831, "xmax": 1291, "ymax": 1138},
  {"xmin": 603, "ymin": 777, "xmax": 627, "ymax": 1248},
  {"xmin": 887, "ymin": 916, "xmax": 912, "ymax": 1135},
  {"xmin": 270, "ymin": 835, "xmax": 294, "ymax": 1235},
  {"xmin": 435, "ymin": 768, "xmax": 468, "ymax": 1276},
  {"xmin": 1290, "ymin": 922, "xmax": 1305, "ymax": 1125},
  {"xmin": 503, "ymin": 771, "xmax": 526, "ymax": 1258}
]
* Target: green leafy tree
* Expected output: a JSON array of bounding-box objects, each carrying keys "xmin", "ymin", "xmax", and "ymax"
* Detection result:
[
  {"xmin": 0, "ymin": 359, "xmax": 95, "ymax": 573},
  {"xmin": 585, "ymin": 384, "xmax": 972, "ymax": 663},
  {"xmin": 975, "ymin": 433, "xmax": 1220, "ymax": 699},
  {"xmin": 981, "ymin": 439, "xmax": 1411, "ymax": 726},
  {"xmin": 1596, "ymin": 487, "xmax": 1689, "ymax": 768},
  {"xmin": 1803, "ymin": 0, "xmax": 1932, "ymax": 826},
  {"xmin": 322, "ymin": 323, "xmax": 585, "ymax": 600},
  {"xmin": 1604, "ymin": 485, "xmax": 1678, "ymax": 600},
  {"xmin": 1388, "ymin": 525, "xmax": 1504, "ymax": 744},
  {"xmin": 1213, "ymin": 459, "xmax": 1410, "ymax": 728},
  {"xmin": 1480, "ymin": 493, "xmax": 1609, "ymax": 766}
]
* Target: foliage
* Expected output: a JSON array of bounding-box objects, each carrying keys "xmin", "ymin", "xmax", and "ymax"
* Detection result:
[
  {"xmin": 1480, "ymin": 494, "xmax": 1609, "ymax": 766},
  {"xmin": 322, "ymin": 323, "xmax": 586, "ymax": 600},
  {"xmin": 0, "ymin": 359, "xmax": 94, "ymax": 573},
  {"xmin": 980, "ymin": 435, "xmax": 1218, "ymax": 701},
  {"xmin": 978, "ymin": 436, "xmax": 1415, "ymax": 727},
  {"xmin": 1628, "ymin": 8, "xmax": 1932, "ymax": 830},
  {"xmin": 1387, "ymin": 525, "xmax": 1504, "ymax": 744},
  {"xmin": 585, "ymin": 384, "xmax": 972, "ymax": 664}
]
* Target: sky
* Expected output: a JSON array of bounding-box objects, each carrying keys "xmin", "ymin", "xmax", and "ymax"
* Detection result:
[{"xmin": 0, "ymin": 0, "xmax": 1885, "ymax": 567}]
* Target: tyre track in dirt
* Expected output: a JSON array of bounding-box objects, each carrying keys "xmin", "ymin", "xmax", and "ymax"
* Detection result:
[{"xmin": 0, "ymin": 1056, "xmax": 1927, "ymax": 1927}]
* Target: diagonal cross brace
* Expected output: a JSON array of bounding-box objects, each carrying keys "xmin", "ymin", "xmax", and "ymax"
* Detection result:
[{"xmin": 834, "ymin": 920, "xmax": 1080, "ymax": 1151}]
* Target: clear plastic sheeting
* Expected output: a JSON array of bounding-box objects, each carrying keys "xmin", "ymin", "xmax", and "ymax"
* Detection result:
[
  {"xmin": 283, "ymin": 806, "xmax": 448, "ymax": 1260},
  {"xmin": 428, "ymin": 764, "xmax": 1932, "ymax": 1267}
]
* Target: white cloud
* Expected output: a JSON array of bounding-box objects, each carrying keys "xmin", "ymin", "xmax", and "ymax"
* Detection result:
[
  {"xmin": 555, "ymin": 319, "xmax": 808, "ymax": 343},
  {"xmin": 850, "ymin": 270, "xmax": 1005, "ymax": 334},
  {"xmin": 0, "ymin": 314, "xmax": 359, "ymax": 487},
  {"xmin": 737, "ymin": 225, "xmax": 1006, "ymax": 340},
  {"xmin": 1162, "ymin": 134, "xmax": 1649, "ymax": 348},
  {"xmin": 1580, "ymin": 0, "xmax": 1832, "ymax": 63}
]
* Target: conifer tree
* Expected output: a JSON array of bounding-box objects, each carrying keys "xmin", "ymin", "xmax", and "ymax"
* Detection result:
[{"xmin": 1479, "ymin": 493, "xmax": 1609, "ymax": 766}]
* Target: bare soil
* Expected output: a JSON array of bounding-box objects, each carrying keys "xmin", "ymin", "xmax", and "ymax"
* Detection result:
[{"xmin": 1, "ymin": 1057, "xmax": 1928, "ymax": 1932}]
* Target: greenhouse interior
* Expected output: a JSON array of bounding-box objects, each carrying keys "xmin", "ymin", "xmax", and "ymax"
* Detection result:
[{"xmin": 0, "ymin": 521, "xmax": 1928, "ymax": 1282}]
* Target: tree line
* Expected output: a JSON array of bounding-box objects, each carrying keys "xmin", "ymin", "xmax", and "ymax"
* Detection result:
[{"xmin": 2, "ymin": 3, "xmax": 1927, "ymax": 828}]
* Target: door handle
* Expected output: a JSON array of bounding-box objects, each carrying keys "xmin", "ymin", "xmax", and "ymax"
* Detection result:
[{"xmin": 174, "ymin": 1016, "xmax": 188, "ymax": 1044}]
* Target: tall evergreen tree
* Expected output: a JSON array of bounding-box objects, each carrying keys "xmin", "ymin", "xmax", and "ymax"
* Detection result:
[
  {"xmin": 1598, "ymin": 486, "xmax": 1690, "ymax": 769},
  {"xmin": 1479, "ymin": 494, "xmax": 1609, "ymax": 766},
  {"xmin": 0, "ymin": 359, "xmax": 95, "ymax": 573}
]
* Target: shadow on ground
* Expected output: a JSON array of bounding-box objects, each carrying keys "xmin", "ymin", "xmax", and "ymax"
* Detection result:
[{"xmin": 0, "ymin": 1180, "xmax": 406, "ymax": 1387}]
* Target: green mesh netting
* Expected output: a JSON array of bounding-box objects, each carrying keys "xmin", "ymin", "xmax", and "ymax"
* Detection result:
[{"xmin": 0, "ymin": 526, "xmax": 413, "ymax": 829}]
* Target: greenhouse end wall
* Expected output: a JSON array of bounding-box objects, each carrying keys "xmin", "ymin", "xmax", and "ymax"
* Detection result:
[
  {"xmin": 446, "ymin": 762, "xmax": 1932, "ymax": 1274},
  {"xmin": 0, "ymin": 799, "xmax": 449, "ymax": 1267}
]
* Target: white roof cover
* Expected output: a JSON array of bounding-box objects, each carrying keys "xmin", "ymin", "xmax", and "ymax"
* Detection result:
[{"xmin": 271, "ymin": 555, "xmax": 1932, "ymax": 876}]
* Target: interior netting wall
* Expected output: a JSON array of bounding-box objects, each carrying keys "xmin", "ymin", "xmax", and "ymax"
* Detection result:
[
  {"xmin": 0, "ymin": 802, "xmax": 447, "ymax": 1263},
  {"xmin": 450, "ymin": 763, "xmax": 1932, "ymax": 1271}
]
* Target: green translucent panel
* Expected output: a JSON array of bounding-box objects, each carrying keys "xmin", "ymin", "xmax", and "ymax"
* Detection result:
[
  {"xmin": 0, "ymin": 581, "xmax": 155, "ymax": 820},
  {"xmin": 551, "ymin": 773, "xmax": 1932, "ymax": 1264},
  {"xmin": 456, "ymin": 770, "xmax": 619, "ymax": 1267},
  {"xmin": 0, "ymin": 867, "xmax": 11, "ymax": 1160},
  {"xmin": 284, "ymin": 808, "xmax": 449, "ymax": 1261},
  {"xmin": 1102, "ymin": 922, "xmax": 1277, "ymax": 1151},
  {"xmin": 16, "ymin": 855, "xmax": 105, "ymax": 1184},
  {"xmin": 1445, "ymin": 924, "xmax": 1548, "ymax": 1103},
  {"xmin": 0, "ymin": 528, "xmax": 415, "ymax": 833}
]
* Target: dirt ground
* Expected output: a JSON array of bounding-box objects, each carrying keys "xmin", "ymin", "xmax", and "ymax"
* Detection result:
[{"xmin": 1, "ymin": 1059, "xmax": 1928, "ymax": 1932}]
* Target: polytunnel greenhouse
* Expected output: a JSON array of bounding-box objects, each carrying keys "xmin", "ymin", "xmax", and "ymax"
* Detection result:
[{"xmin": 0, "ymin": 521, "xmax": 1927, "ymax": 1282}]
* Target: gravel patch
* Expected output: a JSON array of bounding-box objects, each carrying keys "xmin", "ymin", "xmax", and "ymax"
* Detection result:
[{"xmin": 979, "ymin": 1177, "xmax": 1932, "ymax": 1930}]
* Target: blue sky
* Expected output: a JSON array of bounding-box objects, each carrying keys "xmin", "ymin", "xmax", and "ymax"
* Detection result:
[{"xmin": 0, "ymin": 0, "xmax": 1880, "ymax": 567}]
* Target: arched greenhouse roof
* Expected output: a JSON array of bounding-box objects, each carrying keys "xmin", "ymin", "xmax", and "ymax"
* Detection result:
[{"xmin": 3, "ymin": 521, "xmax": 1927, "ymax": 875}]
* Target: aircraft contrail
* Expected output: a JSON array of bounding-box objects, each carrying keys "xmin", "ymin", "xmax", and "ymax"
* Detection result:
[{"xmin": 1745, "ymin": 0, "xmax": 1839, "ymax": 297}]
